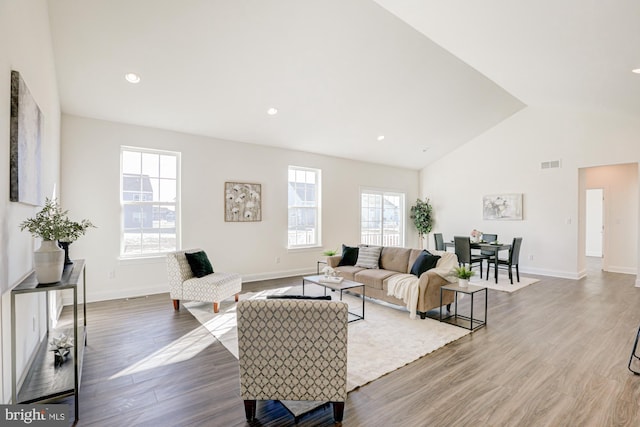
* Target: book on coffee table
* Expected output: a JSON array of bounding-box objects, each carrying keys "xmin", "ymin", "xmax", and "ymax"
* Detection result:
[{"xmin": 319, "ymin": 276, "xmax": 343, "ymax": 284}]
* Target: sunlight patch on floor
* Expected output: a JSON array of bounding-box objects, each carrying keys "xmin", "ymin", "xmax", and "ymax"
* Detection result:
[{"xmin": 109, "ymin": 325, "xmax": 216, "ymax": 379}]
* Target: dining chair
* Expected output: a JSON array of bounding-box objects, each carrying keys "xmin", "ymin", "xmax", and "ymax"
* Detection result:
[
  {"xmin": 434, "ymin": 233, "xmax": 445, "ymax": 251},
  {"xmin": 454, "ymin": 236, "xmax": 488, "ymax": 279},
  {"xmin": 480, "ymin": 233, "xmax": 498, "ymax": 269},
  {"xmin": 487, "ymin": 237, "xmax": 523, "ymax": 284}
]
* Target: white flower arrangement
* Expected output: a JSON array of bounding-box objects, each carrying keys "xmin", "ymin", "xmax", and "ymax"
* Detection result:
[{"xmin": 322, "ymin": 266, "xmax": 337, "ymax": 277}]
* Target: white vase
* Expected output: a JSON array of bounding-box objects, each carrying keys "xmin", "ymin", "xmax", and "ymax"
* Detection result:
[
  {"xmin": 458, "ymin": 278, "xmax": 469, "ymax": 288},
  {"xmin": 34, "ymin": 240, "xmax": 65, "ymax": 284}
]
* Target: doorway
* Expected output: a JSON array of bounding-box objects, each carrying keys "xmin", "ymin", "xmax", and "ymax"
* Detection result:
[{"xmin": 579, "ymin": 162, "xmax": 638, "ymax": 276}]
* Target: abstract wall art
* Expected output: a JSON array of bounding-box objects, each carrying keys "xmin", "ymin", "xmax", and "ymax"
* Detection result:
[
  {"xmin": 10, "ymin": 70, "xmax": 43, "ymax": 206},
  {"xmin": 483, "ymin": 193, "xmax": 523, "ymax": 220}
]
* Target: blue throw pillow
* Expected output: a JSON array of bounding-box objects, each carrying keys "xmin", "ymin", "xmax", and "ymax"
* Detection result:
[
  {"xmin": 410, "ymin": 250, "xmax": 441, "ymax": 277},
  {"xmin": 185, "ymin": 250, "xmax": 214, "ymax": 278}
]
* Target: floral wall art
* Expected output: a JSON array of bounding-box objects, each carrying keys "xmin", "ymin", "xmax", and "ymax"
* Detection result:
[
  {"xmin": 483, "ymin": 193, "xmax": 523, "ymax": 220},
  {"xmin": 225, "ymin": 182, "xmax": 262, "ymax": 222}
]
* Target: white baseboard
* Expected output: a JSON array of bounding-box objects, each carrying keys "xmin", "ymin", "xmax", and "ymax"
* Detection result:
[
  {"xmin": 604, "ymin": 265, "xmax": 637, "ymax": 275},
  {"xmin": 519, "ymin": 266, "xmax": 584, "ymax": 280},
  {"xmin": 65, "ymin": 265, "xmax": 635, "ymax": 304},
  {"xmin": 241, "ymin": 268, "xmax": 315, "ymax": 283},
  {"xmin": 63, "ymin": 283, "xmax": 169, "ymax": 305},
  {"xmin": 62, "ymin": 268, "xmax": 318, "ymax": 305}
]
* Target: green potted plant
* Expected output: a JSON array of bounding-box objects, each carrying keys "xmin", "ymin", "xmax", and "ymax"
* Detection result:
[
  {"xmin": 20, "ymin": 198, "xmax": 94, "ymax": 283},
  {"xmin": 410, "ymin": 198, "xmax": 434, "ymax": 249},
  {"xmin": 322, "ymin": 248, "xmax": 338, "ymax": 257},
  {"xmin": 454, "ymin": 265, "xmax": 475, "ymax": 288}
]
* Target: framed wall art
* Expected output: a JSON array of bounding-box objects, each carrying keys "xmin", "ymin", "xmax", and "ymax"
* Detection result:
[
  {"xmin": 225, "ymin": 182, "xmax": 262, "ymax": 222},
  {"xmin": 483, "ymin": 193, "xmax": 523, "ymax": 220},
  {"xmin": 10, "ymin": 70, "xmax": 43, "ymax": 206}
]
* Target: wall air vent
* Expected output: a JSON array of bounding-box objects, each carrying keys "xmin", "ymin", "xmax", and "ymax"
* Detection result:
[{"xmin": 541, "ymin": 159, "xmax": 562, "ymax": 169}]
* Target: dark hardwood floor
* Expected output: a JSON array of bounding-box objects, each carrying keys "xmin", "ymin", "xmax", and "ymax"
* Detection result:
[{"xmin": 58, "ymin": 265, "xmax": 640, "ymax": 426}]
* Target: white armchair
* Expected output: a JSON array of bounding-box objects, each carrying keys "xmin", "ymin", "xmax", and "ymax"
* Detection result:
[
  {"xmin": 237, "ymin": 299, "xmax": 349, "ymax": 422},
  {"xmin": 166, "ymin": 249, "xmax": 241, "ymax": 312}
]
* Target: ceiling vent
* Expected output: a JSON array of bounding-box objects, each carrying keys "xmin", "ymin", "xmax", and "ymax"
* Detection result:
[{"xmin": 541, "ymin": 159, "xmax": 561, "ymax": 169}]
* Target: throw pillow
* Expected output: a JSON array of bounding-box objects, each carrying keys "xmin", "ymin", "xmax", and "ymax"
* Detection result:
[
  {"xmin": 410, "ymin": 250, "xmax": 441, "ymax": 277},
  {"xmin": 185, "ymin": 250, "xmax": 214, "ymax": 278},
  {"xmin": 337, "ymin": 244, "xmax": 359, "ymax": 266},
  {"xmin": 355, "ymin": 245, "xmax": 382, "ymax": 269}
]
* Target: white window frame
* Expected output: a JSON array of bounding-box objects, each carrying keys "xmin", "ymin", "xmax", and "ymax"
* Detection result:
[
  {"xmin": 287, "ymin": 165, "xmax": 322, "ymax": 249},
  {"xmin": 120, "ymin": 146, "xmax": 181, "ymax": 258},
  {"xmin": 360, "ymin": 188, "xmax": 405, "ymax": 247}
]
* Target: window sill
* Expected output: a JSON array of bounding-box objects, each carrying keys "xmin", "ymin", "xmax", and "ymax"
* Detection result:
[
  {"xmin": 287, "ymin": 245, "xmax": 323, "ymax": 253},
  {"xmin": 117, "ymin": 255, "xmax": 167, "ymax": 265}
]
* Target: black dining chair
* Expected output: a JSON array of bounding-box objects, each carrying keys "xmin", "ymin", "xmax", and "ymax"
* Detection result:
[
  {"xmin": 454, "ymin": 236, "xmax": 489, "ymax": 279},
  {"xmin": 480, "ymin": 233, "xmax": 498, "ymax": 270},
  {"xmin": 487, "ymin": 237, "xmax": 522, "ymax": 284},
  {"xmin": 434, "ymin": 233, "xmax": 445, "ymax": 251}
]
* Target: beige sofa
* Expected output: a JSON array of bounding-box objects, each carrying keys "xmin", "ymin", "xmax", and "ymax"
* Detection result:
[{"xmin": 327, "ymin": 247, "xmax": 457, "ymax": 319}]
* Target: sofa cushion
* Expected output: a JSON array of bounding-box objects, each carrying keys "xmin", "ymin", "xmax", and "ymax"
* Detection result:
[
  {"xmin": 334, "ymin": 265, "xmax": 365, "ymax": 281},
  {"xmin": 410, "ymin": 250, "xmax": 441, "ymax": 277},
  {"xmin": 379, "ymin": 247, "xmax": 412, "ymax": 273},
  {"xmin": 338, "ymin": 244, "xmax": 359, "ymax": 266},
  {"xmin": 354, "ymin": 269, "xmax": 397, "ymax": 290},
  {"xmin": 185, "ymin": 250, "xmax": 214, "ymax": 278},
  {"xmin": 355, "ymin": 245, "xmax": 382, "ymax": 269}
]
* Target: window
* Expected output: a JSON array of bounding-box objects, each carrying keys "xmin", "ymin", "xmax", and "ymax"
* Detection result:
[
  {"xmin": 121, "ymin": 147, "xmax": 180, "ymax": 257},
  {"xmin": 360, "ymin": 189, "xmax": 404, "ymax": 247},
  {"xmin": 288, "ymin": 166, "xmax": 321, "ymax": 248}
]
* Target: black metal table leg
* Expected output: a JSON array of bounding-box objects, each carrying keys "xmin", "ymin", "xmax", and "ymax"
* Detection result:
[{"xmin": 629, "ymin": 324, "xmax": 640, "ymax": 374}]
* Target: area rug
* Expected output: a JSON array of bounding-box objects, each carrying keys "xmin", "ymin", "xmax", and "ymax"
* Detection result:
[
  {"xmin": 184, "ymin": 285, "xmax": 470, "ymax": 416},
  {"xmin": 470, "ymin": 272, "xmax": 539, "ymax": 292}
]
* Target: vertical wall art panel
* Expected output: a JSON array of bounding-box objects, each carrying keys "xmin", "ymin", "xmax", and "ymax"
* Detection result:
[
  {"xmin": 225, "ymin": 182, "xmax": 262, "ymax": 222},
  {"xmin": 10, "ymin": 70, "xmax": 43, "ymax": 206},
  {"xmin": 483, "ymin": 193, "xmax": 523, "ymax": 220}
]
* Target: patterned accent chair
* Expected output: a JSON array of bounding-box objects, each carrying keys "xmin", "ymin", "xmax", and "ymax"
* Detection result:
[
  {"xmin": 166, "ymin": 249, "xmax": 242, "ymax": 313},
  {"xmin": 237, "ymin": 299, "xmax": 349, "ymax": 422}
]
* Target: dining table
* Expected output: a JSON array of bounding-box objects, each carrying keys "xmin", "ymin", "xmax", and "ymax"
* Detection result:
[{"xmin": 444, "ymin": 241, "xmax": 512, "ymax": 283}]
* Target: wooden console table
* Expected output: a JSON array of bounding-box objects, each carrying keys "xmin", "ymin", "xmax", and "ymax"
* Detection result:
[{"xmin": 11, "ymin": 260, "xmax": 87, "ymax": 423}]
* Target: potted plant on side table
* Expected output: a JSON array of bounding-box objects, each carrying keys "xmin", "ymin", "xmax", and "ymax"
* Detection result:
[
  {"xmin": 19, "ymin": 198, "xmax": 95, "ymax": 284},
  {"xmin": 454, "ymin": 265, "xmax": 475, "ymax": 288}
]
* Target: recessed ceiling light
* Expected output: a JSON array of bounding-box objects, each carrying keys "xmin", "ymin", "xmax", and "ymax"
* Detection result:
[
  {"xmin": 125, "ymin": 73, "xmax": 141, "ymax": 84},
  {"xmin": 633, "ymin": 68, "xmax": 640, "ymax": 74},
  {"xmin": 267, "ymin": 107, "xmax": 278, "ymax": 115},
  {"xmin": 377, "ymin": 135, "xmax": 385, "ymax": 141}
]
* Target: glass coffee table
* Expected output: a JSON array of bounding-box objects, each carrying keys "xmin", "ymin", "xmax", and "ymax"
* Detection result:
[{"xmin": 302, "ymin": 275, "xmax": 365, "ymax": 322}]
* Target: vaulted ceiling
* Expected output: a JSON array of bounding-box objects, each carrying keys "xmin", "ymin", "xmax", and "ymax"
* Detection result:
[{"xmin": 47, "ymin": 0, "xmax": 639, "ymax": 170}]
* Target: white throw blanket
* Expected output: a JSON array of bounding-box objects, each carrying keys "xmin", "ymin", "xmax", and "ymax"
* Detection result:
[
  {"xmin": 386, "ymin": 250, "xmax": 458, "ymax": 319},
  {"xmin": 387, "ymin": 274, "xmax": 421, "ymax": 319}
]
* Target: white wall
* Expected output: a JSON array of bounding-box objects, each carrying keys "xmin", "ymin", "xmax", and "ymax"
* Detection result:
[
  {"xmin": 581, "ymin": 164, "xmax": 638, "ymax": 274},
  {"xmin": 420, "ymin": 106, "xmax": 640, "ymax": 281},
  {"xmin": 0, "ymin": 0, "xmax": 61, "ymax": 403},
  {"xmin": 60, "ymin": 114, "xmax": 420, "ymax": 302}
]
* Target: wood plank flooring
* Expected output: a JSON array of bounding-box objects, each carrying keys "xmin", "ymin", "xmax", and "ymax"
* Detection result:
[{"xmin": 57, "ymin": 265, "xmax": 640, "ymax": 426}]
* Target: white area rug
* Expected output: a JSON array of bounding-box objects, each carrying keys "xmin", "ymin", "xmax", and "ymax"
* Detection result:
[
  {"xmin": 185, "ymin": 285, "xmax": 470, "ymax": 416},
  {"xmin": 470, "ymin": 272, "xmax": 539, "ymax": 292}
]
